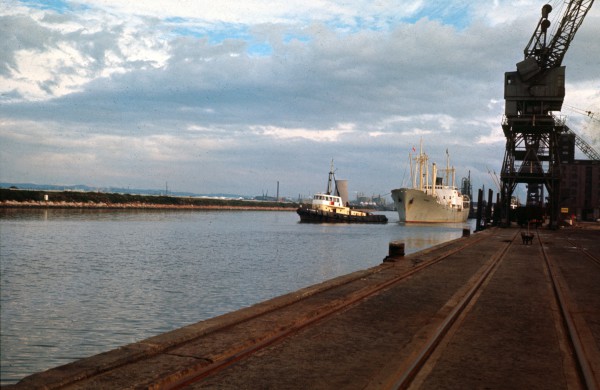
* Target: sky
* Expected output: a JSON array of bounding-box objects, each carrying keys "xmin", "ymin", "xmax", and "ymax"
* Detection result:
[{"xmin": 1, "ymin": 0, "xmax": 599, "ymax": 200}]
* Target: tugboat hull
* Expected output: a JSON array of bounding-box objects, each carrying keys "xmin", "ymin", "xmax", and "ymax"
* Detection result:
[{"xmin": 297, "ymin": 207, "xmax": 388, "ymax": 223}]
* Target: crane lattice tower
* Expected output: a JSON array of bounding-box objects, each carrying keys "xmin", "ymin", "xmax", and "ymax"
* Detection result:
[{"xmin": 500, "ymin": 0, "xmax": 594, "ymax": 228}]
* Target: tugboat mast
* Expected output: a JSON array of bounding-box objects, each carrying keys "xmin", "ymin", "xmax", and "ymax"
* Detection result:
[{"xmin": 326, "ymin": 159, "xmax": 335, "ymax": 195}]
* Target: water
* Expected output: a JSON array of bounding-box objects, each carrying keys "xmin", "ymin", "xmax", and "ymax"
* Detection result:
[{"xmin": 0, "ymin": 208, "xmax": 473, "ymax": 385}]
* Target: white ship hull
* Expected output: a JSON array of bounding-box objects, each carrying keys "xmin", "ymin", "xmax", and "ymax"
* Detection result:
[{"xmin": 391, "ymin": 188, "xmax": 469, "ymax": 223}]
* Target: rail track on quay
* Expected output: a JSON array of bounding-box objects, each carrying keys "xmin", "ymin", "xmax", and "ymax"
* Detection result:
[
  {"xmin": 10, "ymin": 227, "xmax": 600, "ymax": 390},
  {"xmin": 167, "ymin": 232, "xmax": 497, "ymax": 390},
  {"xmin": 379, "ymin": 230, "xmax": 600, "ymax": 390},
  {"xmin": 566, "ymin": 234, "xmax": 600, "ymax": 268},
  {"xmin": 541, "ymin": 232, "xmax": 600, "ymax": 390}
]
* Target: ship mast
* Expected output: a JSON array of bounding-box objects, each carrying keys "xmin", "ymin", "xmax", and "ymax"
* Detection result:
[
  {"xmin": 326, "ymin": 159, "xmax": 335, "ymax": 195},
  {"xmin": 432, "ymin": 163, "xmax": 437, "ymax": 196},
  {"xmin": 452, "ymin": 166, "xmax": 456, "ymax": 188},
  {"xmin": 410, "ymin": 153, "xmax": 415, "ymax": 189},
  {"xmin": 419, "ymin": 141, "xmax": 423, "ymax": 190},
  {"xmin": 445, "ymin": 149, "xmax": 449, "ymax": 186},
  {"xmin": 417, "ymin": 139, "xmax": 428, "ymax": 191}
]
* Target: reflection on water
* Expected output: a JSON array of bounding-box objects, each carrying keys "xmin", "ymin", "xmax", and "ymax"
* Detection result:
[{"xmin": 0, "ymin": 209, "xmax": 472, "ymax": 385}]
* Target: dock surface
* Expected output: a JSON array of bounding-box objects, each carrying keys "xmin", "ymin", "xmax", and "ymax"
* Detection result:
[{"xmin": 8, "ymin": 226, "xmax": 600, "ymax": 389}]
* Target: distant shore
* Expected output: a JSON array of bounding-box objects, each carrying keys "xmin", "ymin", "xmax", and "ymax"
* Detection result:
[
  {"xmin": 0, "ymin": 200, "xmax": 295, "ymax": 211},
  {"xmin": 0, "ymin": 188, "xmax": 298, "ymax": 211}
]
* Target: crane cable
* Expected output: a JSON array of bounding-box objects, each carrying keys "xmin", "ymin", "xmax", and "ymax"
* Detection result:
[{"xmin": 563, "ymin": 104, "xmax": 599, "ymax": 123}]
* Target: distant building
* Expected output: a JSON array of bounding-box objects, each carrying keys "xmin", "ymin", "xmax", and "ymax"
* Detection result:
[
  {"xmin": 559, "ymin": 159, "xmax": 600, "ymax": 221},
  {"xmin": 354, "ymin": 193, "xmax": 387, "ymax": 208}
]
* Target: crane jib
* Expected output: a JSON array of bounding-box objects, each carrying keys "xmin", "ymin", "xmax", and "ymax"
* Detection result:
[{"xmin": 523, "ymin": 0, "xmax": 594, "ymax": 74}]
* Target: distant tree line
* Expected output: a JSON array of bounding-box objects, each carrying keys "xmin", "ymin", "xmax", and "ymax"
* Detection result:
[{"xmin": 0, "ymin": 188, "xmax": 297, "ymax": 209}]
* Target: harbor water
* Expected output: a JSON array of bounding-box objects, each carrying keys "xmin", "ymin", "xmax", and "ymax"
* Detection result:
[{"xmin": 0, "ymin": 208, "xmax": 473, "ymax": 385}]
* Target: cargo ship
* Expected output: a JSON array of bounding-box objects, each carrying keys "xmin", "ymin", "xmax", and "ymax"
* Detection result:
[
  {"xmin": 391, "ymin": 143, "xmax": 470, "ymax": 223},
  {"xmin": 297, "ymin": 161, "xmax": 387, "ymax": 224}
]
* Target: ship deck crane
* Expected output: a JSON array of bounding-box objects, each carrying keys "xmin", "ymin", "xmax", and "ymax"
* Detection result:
[{"xmin": 500, "ymin": 0, "xmax": 594, "ymax": 228}]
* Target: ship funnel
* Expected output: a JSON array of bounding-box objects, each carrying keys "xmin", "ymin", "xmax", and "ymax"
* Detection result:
[{"xmin": 335, "ymin": 179, "xmax": 349, "ymax": 205}]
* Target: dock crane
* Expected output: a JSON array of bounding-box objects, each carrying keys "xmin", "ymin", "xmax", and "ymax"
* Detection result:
[
  {"xmin": 564, "ymin": 124, "xmax": 600, "ymax": 160},
  {"xmin": 563, "ymin": 105, "xmax": 600, "ymax": 160},
  {"xmin": 499, "ymin": 0, "xmax": 594, "ymax": 228}
]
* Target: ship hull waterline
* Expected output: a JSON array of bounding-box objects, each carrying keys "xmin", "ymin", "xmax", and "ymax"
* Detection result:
[
  {"xmin": 391, "ymin": 188, "xmax": 469, "ymax": 223},
  {"xmin": 296, "ymin": 207, "xmax": 388, "ymax": 224}
]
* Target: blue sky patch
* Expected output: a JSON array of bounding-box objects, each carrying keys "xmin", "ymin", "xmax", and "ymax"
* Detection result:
[
  {"xmin": 18, "ymin": 0, "xmax": 72, "ymax": 13},
  {"xmin": 171, "ymin": 26, "xmax": 205, "ymax": 39},
  {"xmin": 247, "ymin": 42, "xmax": 273, "ymax": 57},
  {"xmin": 283, "ymin": 33, "xmax": 311, "ymax": 44},
  {"xmin": 170, "ymin": 22, "xmax": 252, "ymax": 44},
  {"xmin": 405, "ymin": 4, "xmax": 471, "ymax": 29},
  {"xmin": 167, "ymin": 21, "xmax": 274, "ymax": 56}
]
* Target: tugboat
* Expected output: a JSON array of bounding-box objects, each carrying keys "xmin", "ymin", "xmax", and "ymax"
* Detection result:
[{"xmin": 297, "ymin": 161, "xmax": 388, "ymax": 224}]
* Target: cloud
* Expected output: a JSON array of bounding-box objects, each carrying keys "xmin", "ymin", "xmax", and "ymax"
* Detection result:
[
  {"xmin": 61, "ymin": 0, "xmax": 427, "ymax": 26},
  {"xmin": 1, "ymin": 0, "xmax": 598, "ymax": 196},
  {"xmin": 0, "ymin": 3, "xmax": 170, "ymax": 101},
  {"xmin": 253, "ymin": 123, "xmax": 356, "ymax": 142}
]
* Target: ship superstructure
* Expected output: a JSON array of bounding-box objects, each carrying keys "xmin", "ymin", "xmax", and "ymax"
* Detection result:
[{"xmin": 391, "ymin": 143, "xmax": 469, "ymax": 223}]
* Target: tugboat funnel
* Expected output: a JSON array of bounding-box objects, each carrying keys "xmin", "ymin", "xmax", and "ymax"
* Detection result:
[{"xmin": 335, "ymin": 179, "xmax": 349, "ymax": 206}]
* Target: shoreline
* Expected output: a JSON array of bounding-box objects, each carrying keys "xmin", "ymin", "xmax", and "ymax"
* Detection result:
[
  {"xmin": 0, "ymin": 188, "xmax": 299, "ymax": 211},
  {"xmin": 0, "ymin": 200, "xmax": 296, "ymax": 211}
]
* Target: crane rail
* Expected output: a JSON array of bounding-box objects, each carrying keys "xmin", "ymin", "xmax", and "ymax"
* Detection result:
[
  {"xmin": 372, "ymin": 230, "xmax": 600, "ymax": 390},
  {"xmin": 540, "ymin": 233, "xmax": 600, "ymax": 390},
  {"xmin": 163, "ymin": 233, "xmax": 491, "ymax": 389},
  {"xmin": 384, "ymin": 231, "xmax": 518, "ymax": 389},
  {"xmin": 566, "ymin": 235, "xmax": 600, "ymax": 267},
  {"xmin": 158, "ymin": 229, "xmax": 600, "ymax": 390}
]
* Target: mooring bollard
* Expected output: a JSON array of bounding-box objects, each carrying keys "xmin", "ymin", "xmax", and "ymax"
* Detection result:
[
  {"xmin": 384, "ymin": 241, "xmax": 405, "ymax": 262},
  {"xmin": 462, "ymin": 228, "xmax": 470, "ymax": 237}
]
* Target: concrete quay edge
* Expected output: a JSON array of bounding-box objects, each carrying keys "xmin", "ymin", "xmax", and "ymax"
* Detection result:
[{"xmin": 8, "ymin": 228, "xmax": 494, "ymax": 389}]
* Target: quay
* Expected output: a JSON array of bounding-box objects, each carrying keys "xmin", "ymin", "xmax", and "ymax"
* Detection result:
[{"xmin": 8, "ymin": 225, "xmax": 600, "ymax": 389}]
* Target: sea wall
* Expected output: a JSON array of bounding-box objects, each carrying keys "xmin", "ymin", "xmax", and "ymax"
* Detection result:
[
  {"xmin": 0, "ymin": 188, "xmax": 297, "ymax": 211},
  {"xmin": 0, "ymin": 200, "xmax": 295, "ymax": 210}
]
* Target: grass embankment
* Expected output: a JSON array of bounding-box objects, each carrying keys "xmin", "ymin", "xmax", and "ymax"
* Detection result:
[{"xmin": 0, "ymin": 188, "xmax": 298, "ymax": 210}]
